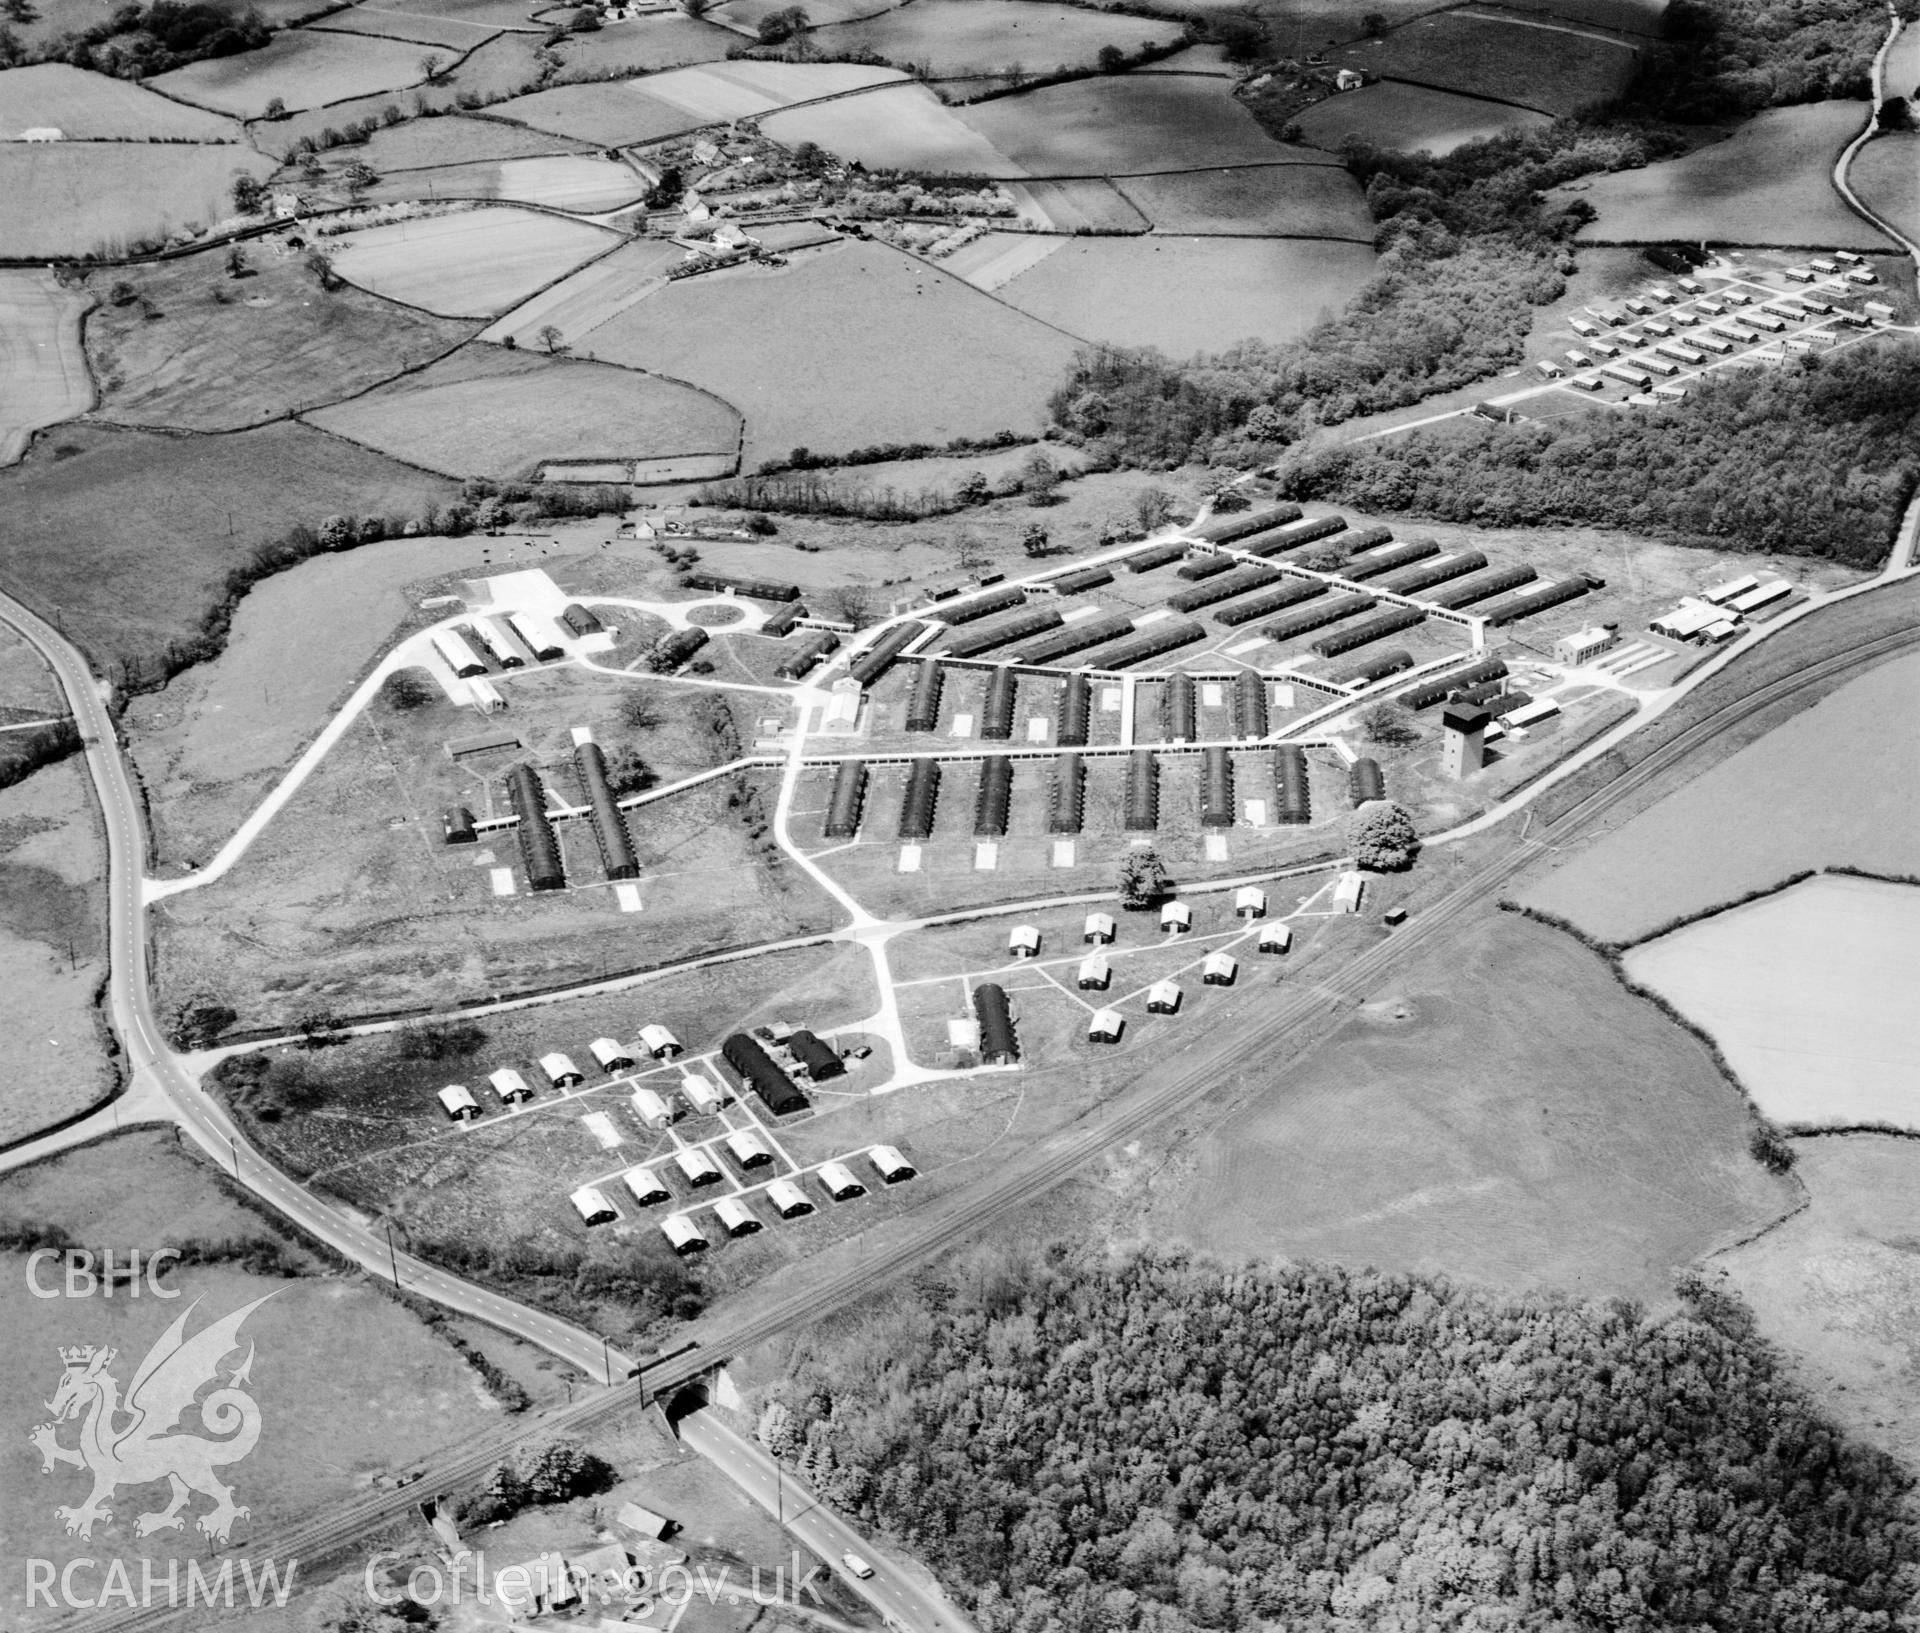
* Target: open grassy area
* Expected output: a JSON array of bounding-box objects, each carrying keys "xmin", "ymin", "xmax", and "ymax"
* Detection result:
[
  {"xmin": 585, "ymin": 239, "xmax": 1080, "ymax": 467},
  {"xmin": 325, "ymin": 205, "xmax": 622, "ymax": 318},
  {"xmin": 478, "ymin": 236, "xmax": 689, "ymax": 348},
  {"xmin": 362, "ymin": 151, "xmax": 651, "ymax": 211},
  {"xmin": 152, "ymin": 27, "xmax": 430, "ymax": 116},
  {"xmin": 1851, "ymin": 132, "xmax": 1920, "ymax": 247},
  {"xmin": 760, "ymin": 80, "xmax": 1024, "ymax": 173},
  {"xmin": 0, "ymin": 62, "xmax": 243, "ymax": 139},
  {"xmin": 500, "ymin": 59, "xmax": 903, "ymax": 143},
  {"xmin": 549, "ymin": 12, "xmax": 738, "ymax": 76},
  {"xmin": 308, "ymin": 4, "xmax": 502, "ymax": 49},
  {"xmin": 1329, "ymin": 8, "xmax": 1639, "ymax": 116},
  {"xmin": 305, "ymin": 344, "xmax": 740, "ymax": 480},
  {"xmin": 0, "ymin": 269, "xmax": 91, "ymax": 466},
  {"xmin": 1140, "ymin": 905, "xmax": 1793, "ymax": 1303},
  {"xmin": 817, "ymin": 0, "xmax": 1172, "ymax": 75},
  {"xmin": 0, "ymin": 142, "xmax": 275, "ymax": 258},
  {"xmin": 1293, "ymin": 78, "xmax": 1552, "ymax": 155},
  {"xmin": 0, "ymin": 420, "xmax": 455, "ymax": 677},
  {"xmin": 85, "ymin": 242, "xmax": 476, "ymax": 432},
  {"xmin": 1562, "ymin": 102, "xmax": 1891, "ymax": 248},
  {"xmin": 346, "ymin": 110, "xmax": 591, "ymax": 169},
  {"xmin": 1116, "ymin": 163, "xmax": 1370, "ymax": 235}
]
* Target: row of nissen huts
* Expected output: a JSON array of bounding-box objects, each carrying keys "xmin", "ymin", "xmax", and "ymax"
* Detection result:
[
  {"xmin": 428, "ymin": 605, "xmax": 604, "ymax": 679},
  {"xmin": 435, "ymin": 1026, "xmax": 683, "ymax": 1120}
]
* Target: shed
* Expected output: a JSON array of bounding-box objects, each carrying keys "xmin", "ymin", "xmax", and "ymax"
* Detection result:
[
  {"xmin": 590, "ymin": 1036, "xmax": 636, "ymax": 1073},
  {"xmin": 675, "ymin": 1148, "xmax": 722, "ymax": 1188},
  {"xmin": 1202, "ymin": 951, "xmax": 1238, "ymax": 987},
  {"xmin": 714, "ymin": 1196, "xmax": 762, "ymax": 1237},
  {"xmin": 869, "ymin": 1144, "xmax": 917, "ymax": 1184},
  {"xmin": 1235, "ymin": 886, "xmax": 1267, "ymax": 918},
  {"xmin": 616, "ymin": 1501, "xmax": 671, "ymax": 1539},
  {"xmin": 973, "ymin": 982, "xmax": 1018, "ymax": 1064},
  {"xmin": 766, "ymin": 1177, "xmax": 815, "ymax": 1219},
  {"xmin": 639, "ymin": 1023, "xmax": 682, "ymax": 1059},
  {"xmin": 570, "ymin": 1186, "xmax": 619, "ymax": 1227},
  {"xmin": 1161, "ymin": 900, "xmax": 1192, "ymax": 933},
  {"xmin": 438, "ymin": 1084, "xmax": 480, "ymax": 1122},
  {"xmin": 680, "ymin": 1073, "xmax": 727, "ymax": 1115},
  {"xmin": 1333, "ymin": 872, "xmax": 1366, "ymax": 913},
  {"xmin": 1146, "ymin": 980, "xmax": 1182, "ymax": 1015},
  {"xmin": 1088, "ymin": 1007, "xmax": 1126, "ymax": 1044},
  {"xmin": 1083, "ymin": 911, "xmax": 1116, "ymax": 944},
  {"xmin": 1258, "ymin": 922, "xmax": 1293, "ymax": 953},
  {"xmin": 623, "ymin": 1167, "xmax": 671, "ymax": 1207},
  {"xmin": 1008, "ymin": 924, "xmax": 1041, "ymax": 959},
  {"xmin": 631, "ymin": 1087, "xmax": 674, "ymax": 1129},
  {"xmin": 661, "ymin": 1214, "xmax": 709, "ymax": 1255},
  {"xmin": 818, "ymin": 1160, "xmax": 867, "ymax": 1200},
  {"xmin": 540, "ymin": 1052, "xmax": 584, "ymax": 1088},
  {"xmin": 1078, "ymin": 952, "xmax": 1111, "ymax": 990},
  {"xmin": 489, "ymin": 1068, "xmax": 533, "ymax": 1104},
  {"xmin": 725, "ymin": 1129, "xmax": 775, "ymax": 1169}
]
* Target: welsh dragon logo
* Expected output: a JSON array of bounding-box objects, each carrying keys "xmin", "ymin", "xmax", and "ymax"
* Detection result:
[{"xmin": 28, "ymin": 1293, "xmax": 276, "ymax": 1545}]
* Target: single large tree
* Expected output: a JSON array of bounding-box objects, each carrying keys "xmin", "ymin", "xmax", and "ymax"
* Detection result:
[
  {"xmin": 1117, "ymin": 844, "xmax": 1173, "ymax": 908},
  {"xmin": 1349, "ymin": 800, "xmax": 1419, "ymax": 870}
]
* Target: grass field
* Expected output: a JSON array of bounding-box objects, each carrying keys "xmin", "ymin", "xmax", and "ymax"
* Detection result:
[
  {"xmin": 759, "ymin": 81, "xmax": 1022, "ymax": 174},
  {"xmin": 0, "ymin": 421, "xmax": 455, "ymax": 674},
  {"xmin": 85, "ymin": 244, "xmax": 476, "ymax": 432},
  {"xmin": 584, "ymin": 239, "xmax": 1080, "ymax": 466},
  {"xmin": 549, "ymin": 11, "xmax": 739, "ymax": 75},
  {"xmin": 1116, "ymin": 163, "xmax": 1370, "ymax": 235},
  {"xmin": 480, "ymin": 236, "xmax": 689, "ymax": 347},
  {"xmin": 1293, "ymin": 78, "xmax": 1552, "ymax": 155},
  {"xmin": 325, "ymin": 206, "xmax": 620, "ymax": 317},
  {"xmin": 1330, "ymin": 9, "xmax": 1638, "ymax": 116},
  {"xmin": 1562, "ymin": 102, "xmax": 1892, "ymax": 248},
  {"xmin": 0, "ymin": 0, "xmax": 328, "ymax": 52},
  {"xmin": 815, "ymin": 0, "xmax": 1172, "ymax": 75},
  {"xmin": 0, "ymin": 62, "xmax": 243, "ymax": 140},
  {"xmin": 1011, "ymin": 177, "xmax": 1148, "ymax": 231},
  {"xmin": 0, "ymin": 142, "xmax": 275, "ymax": 257},
  {"xmin": 1140, "ymin": 906, "xmax": 1791, "ymax": 1303},
  {"xmin": 364, "ymin": 151, "xmax": 650, "ymax": 211},
  {"xmin": 1521, "ymin": 646, "xmax": 1920, "ymax": 941},
  {"xmin": 153, "ymin": 27, "xmax": 430, "ymax": 116},
  {"xmin": 1624, "ymin": 876, "xmax": 1920, "ymax": 1129},
  {"xmin": 1884, "ymin": 16, "xmax": 1920, "ymax": 100},
  {"xmin": 0, "ymin": 270, "xmax": 91, "ymax": 466},
  {"xmin": 308, "ymin": 4, "xmax": 502, "ymax": 48},
  {"xmin": 305, "ymin": 344, "xmax": 741, "ymax": 479},
  {"xmin": 1851, "ymin": 133, "xmax": 1920, "ymax": 248},
  {"xmin": 349, "ymin": 111, "xmax": 590, "ymax": 169},
  {"xmin": 488, "ymin": 77, "xmax": 716, "ymax": 145},
  {"xmin": 992, "ymin": 236, "xmax": 1377, "ymax": 352}
]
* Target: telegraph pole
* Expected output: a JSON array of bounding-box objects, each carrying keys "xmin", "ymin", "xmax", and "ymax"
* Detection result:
[{"xmin": 385, "ymin": 1219, "xmax": 401, "ymax": 1287}]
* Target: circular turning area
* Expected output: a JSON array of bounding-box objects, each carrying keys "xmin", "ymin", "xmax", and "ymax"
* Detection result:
[{"xmin": 685, "ymin": 602, "xmax": 750, "ymax": 628}]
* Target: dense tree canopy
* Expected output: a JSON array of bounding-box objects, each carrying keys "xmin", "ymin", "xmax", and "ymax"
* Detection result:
[
  {"xmin": 1280, "ymin": 341, "xmax": 1920, "ymax": 567},
  {"xmin": 767, "ymin": 1250, "xmax": 1920, "ymax": 1632}
]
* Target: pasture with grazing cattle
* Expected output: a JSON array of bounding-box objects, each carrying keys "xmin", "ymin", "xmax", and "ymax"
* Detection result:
[
  {"xmin": 151, "ymin": 28, "xmax": 431, "ymax": 117},
  {"xmin": 323, "ymin": 206, "xmax": 621, "ymax": 317}
]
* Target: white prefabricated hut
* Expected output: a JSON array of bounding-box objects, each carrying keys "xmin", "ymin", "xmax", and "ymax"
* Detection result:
[
  {"xmin": 1146, "ymin": 980, "xmax": 1183, "ymax": 1015},
  {"xmin": 1333, "ymin": 873, "xmax": 1366, "ymax": 914},
  {"xmin": 817, "ymin": 1160, "xmax": 867, "ymax": 1200},
  {"xmin": 1083, "ymin": 911, "xmax": 1116, "ymax": 945},
  {"xmin": 489, "ymin": 1068, "xmax": 534, "ymax": 1104},
  {"xmin": 591, "ymin": 1037, "xmax": 636, "ymax": 1073},
  {"xmin": 623, "ymin": 1167, "xmax": 671, "ymax": 1207},
  {"xmin": 438, "ymin": 1084, "xmax": 481, "ymax": 1122},
  {"xmin": 676, "ymin": 1148, "xmax": 722, "ymax": 1188},
  {"xmin": 869, "ymin": 1144, "xmax": 917, "ymax": 1184},
  {"xmin": 714, "ymin": 1196, "xmax": 762, "ymax": 1238},
  {"xmin": 616, "ymin": 1502, "xmax": 671, "ymax": 1540},
  {"xmin": 1234, "ymin": 886, "xmax": 1267, "ymax": 919},
  {"xmin": 631, "ymin": 1087, "xmax": 674, "ymax": 1130},
  {"xmin": 1088, "ymin": 1007, "xmax": 1125, "ymax": 1044},
  {"xmin": 570, "ymin": 1186, "xmax": 618, "ymax": 1227},
  {"xmin": 661, "ymin": 1214, "xmax": 708, "ymax": 1255},
  {"xmin": 430, "ymin": 629, "xmax": 487, "ymax": 679},
  {"xmin": 1161, "ymin": 901, "xmax": 1192, "ymax": 934},
  {"xmin": 469, "ymin": 676, "xmax": 504, "ymax": 715},
  {"xmin": 639, "ymin": 1024, "xmax": 682, "ymax": 1060},
  {"xmin": 1077, "ymin": 952, "xmax": 1111, "ymax": 991},
  {"xmin": 766, "ymin": 1177, "xmax": 815, "ymax": 1219},
  {"xmin": 726, "ymin": 1129, "xmax": 774, "ymax": 1169},
  {"xmin": 1202, "ymin": 952, "xmax": 1238, "ymax": 987},
  {"xmin": 680, "ymin": 1073, "xmax": 728, "ymax": 1115},
  {"xmin": 540, "ymin": 1052, "xmax": 584, "ymax": 1088},
  {"xmin": 474, "ymin": 618, "xmax": 526, "ymax": 669},
  {"xmin": 1008, "ymin": 924, "xmax": 1041, "ymax": 959},
  {"xmin": 1257, "ymin": 921, "xmax": 1293, "ymax": 954},
  {"xmin": 507, "ymin": 612, "xmax": 567, "ymax": 662}
]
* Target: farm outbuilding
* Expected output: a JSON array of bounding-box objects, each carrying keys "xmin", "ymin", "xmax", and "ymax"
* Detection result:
[
  {"xmin": 506, "ymin": 764, "xmax": 565, "ymax": 891},
  {"xmin": 1085, "ymin": 910, "xmax": 1116, "ymax": 943},
  {"xmin": 540, "ymin": 1052, "xmax": 584, "ymax": 1088},
  {"xmin": 776, "ymin": 630, "xmax": 838, "ymax": 679},
  {"xmin": 1215, "ymin": 577, "xmax": 1327, "ymax": 627},
  {"xmin": 905, "ymin": 661, "xmax": 945, "ymax": 732},
  {"xmin": 722, "ymin": 1032, "xmax": 808, "ymax": 1116},
  {"xmin": 817, "ymin": 1160, "xmax": 867, "ymax": 1200},
  {"xmin": 1203, "ymin": 952, "xmax": 1238, "ymax": 986},
  {"xmin": 640, "ymin": 1023, "xmax": 681, "ymax": 1059},
  {"xmin": 489, "ymin": 1068, "xmax": 534, "ymax": 1104},
  {"xmin": 1014, "ymin": 614, "xmax": 1132, "ymax": 666},
  {"xmin": 682, "ymin": 570, "xmax": 799, "ymax": 602},
  {"xmin": 1332, "ymin": 648, "xmax": 1414, "ymax": 687},
  {"xmin": 575, "ymin": 741, "xmax": 640, "ymax": 880},
  {"xmin": 1273, "ymin": 745, "xmax": 1312, "ymax": 824},
  {"xmin": 980, "ymin": 667, "xmax": 1017, "ymax": 741},
  {"xmin": 1078, "ymin": 952, "xmax": 1112, "ymax": 990},
  {"xmin": 1201, "ymin": 747, "xmax": 1234, "ymax": 828},
  {"xmin": 974, "ymin": 982, "xmax": 1018, "ymax": 1064},
  {"xmin": 430, "ymin": 630, "xmax": 488, "ymax": 679},
  {"xmin": 631, "ymin": 1087, "xmax": 673, "ymax": 1129},
  {"xmin": 680, "ymin": 1073, "xmax": 727, "ymax": 1115},
  {"xmin": 1193, "ymin": 501, "xmax": 1302, "ymax": 544},
  {"xmin": 1161, "ymin": 900, "xmax": 1192, "ymax": 933},
  {"xmin": 1049, "ymin": 753, "xmax": 1087, "ymax": 833},
  {"xmin": 1088, "ymin": 1007, "xmax": 1126, "ymax": 1043},
  {"xmin": 944, "ymin": 606, "xmax": 1062, "ymax": 659},
  {"xmin": 1085, "ymin": 621, "xmax": 1207, "ymax": 671},
  {"xmin": 824, "ymin": 759, "xmax": 869, "ymax": 839},
  {"xmin": 1349, "ymin": 758, "xmax": 1386, "ymax": 805},
  {"xmin": 1123, "ymin": 750, "xmax": 1161, "ymax": 831},
  {"xmin": 898, "ymin": 759, "xmax": 941, "ymax": 840},
  {"xmin": 1258, "ymin": 921, "xmax": 1293, "ymax": 953},
  {"xmin": 438, "ymin": 1084, "xmax": 481, "ymax": 1122},
  {"xmin": 590, "ymin": 1037, "xmax": 635, "ymax": 1073},
  {"xmin": 1008, "ymin": 924, "xmax": 1041, "ymax": 959},
  {"xmin": 623, "ymin": 1167, "xmax": 672, "ymax": 1207},
  {"xmin": 1162, "ymin": 672, "xmax": 1197, "ymax": 741},
  {"xmin": 726, "ymin": 1129, "xmax": 775, "ymax": 1169},
  {"xmin": 766, "ymin": 1178, "xmax": 815, "ymax": 1219},
  {"xmin": 714, "ymin": 1196, "xmax": 763, "ymax": 1238},
  {"xmin": 1428, "ymin": 565, "xmax": 1537, "ymax": 610},
  {"xmin": 1262, "ymin": 592, "xmax": 1375, "ymax": 645},
  {"xmin": 1313, "ymin": 606, "xmax": 1424, "ymax": 658},
  {"xmin": 443, "ymin": 806, "xmax": 477, "ymax": 845},
  {"xmin": 1146, "ymin": 980, "xmax": 1182, "ymax": 1014},
  {"xmin": 1380, "ymin": 551, "xmax": 1485, "ymax": 596},
  {"xmin": 974, "ymin": 755, "xmax": 1012, "ymax": 837},
  {"xmin": 848, "ymin": 621, "xmax": 930, "ymax": 687},
  {"xmin": 570, "ymin": 1186, "xmax": 619, "ymax": 1227},
  {"xmin": 869, "ymin": 1145, "xmax": 917, "ymax": 1184},
  {"xmin": 788, "ymin": 1028, "xmax": 844, "ymax": 1080},
  {"xmin": 1233, "ymin": 670, "xmax": 1269, "ymax": 739},
  {"xmin": 1057, "ymin": 674, "xmax": 1091, "ymax": 747},
  {"xmin": 661, "ymin": 1214, "xmax": 709, "ymax": 1255},
  {"xmin": 1236, "ymin": 886, "xmax": 1267, "ymax": 917},
  {"xmin": 676, "ymin": 1148, "xmax": 722, "ymax": 1188}
]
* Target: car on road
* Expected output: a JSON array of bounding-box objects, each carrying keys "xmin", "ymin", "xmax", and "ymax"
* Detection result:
[{"xmin": 842, "ymin": 1552, "xmax": 876, "ymax": 1580}]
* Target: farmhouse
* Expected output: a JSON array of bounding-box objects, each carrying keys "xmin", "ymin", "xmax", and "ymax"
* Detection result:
[
  {"xmin": 675, "ymin": 1148, "xmax": 722, "ymax": 1188},
  {"xmin": 767, "ymin": 1177, "xmax": 815, "ymax": 1219},
  {"xmin": 1088, "ymin": 1007, "xmax": 1126, "ymax": 1043},
  {"xmin": 570, "ymin": 1186, "xmax": 618, "ymax": 1227},
  {"xmin": 438, "ymin": 1084, "xmax": 480, "ymax": 1122},
  {"xmin": 489, "ymin": 1068, "xmax": 534, "ymax": 1104},
  {"xmin": 726, "ymin": 1128, "xmax": 775, "ymax": 1169},
  {"xmin": 1161, "ymin": 901, "xmax": 1192, "ymax": 934},
  {"xmin": 818, "ymin": 1160, "xmax": 866, "ymax": 1200},
  {"xmin": 624, "ymin": 1167, "xmax": 671, "ymax": 1207},
  {"xmin": 1147, "ymin": 980, "xmax": 1182, "ymax": 1015},
  {"xmin": 661, "ymin": 1214, "xmax": 708, "ymax": 1255},
  {"xmin": 1078, "ymin": 952, "xmax": 1112, "ymax": 990},
  {"xmin": 590, "ymin": 1037, "xmax": 636, "ymax": 1073},
  {"xmin": 640, "ymin": 1023, "xmax": 682, "ymax": 1059},
  {"xmin": 540, "ymin": 1052, "xmax": 584, "ymax": 1088},
  {"xmin": 869, "ymin": 1144, "xmax": 916, "ymax": 1184},
  {"xmin": 631, "ymin": 1087, "xmax": 673, "ymax": 1129},
  {"xmin": 1008, "ymin": 924, "xmax": 1041, "ymax": 959},
  {"xmin": 1084, "ymin": 911, "xmax": 1117, "ymax": 944}
]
